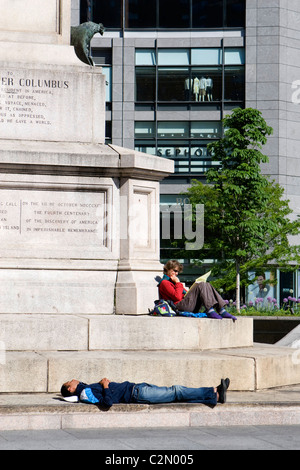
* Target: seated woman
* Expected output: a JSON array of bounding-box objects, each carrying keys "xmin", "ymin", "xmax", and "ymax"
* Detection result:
[{"xmin": 158, "ymin": 260, "xmax": 236, "ymax": 320}]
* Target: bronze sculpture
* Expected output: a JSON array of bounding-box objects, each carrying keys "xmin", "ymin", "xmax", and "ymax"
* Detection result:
[{"xmin": 71, "ymin": 22, "xmax": 105, "ymax": 65}]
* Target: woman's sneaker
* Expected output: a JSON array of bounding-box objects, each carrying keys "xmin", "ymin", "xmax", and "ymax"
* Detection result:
[
  {"xmin": 206, "ymin": 308, "xmax": 222, "ymax": 319},
  {"xmin": 220, "ymin": 309, "xmax": 237, "ymax": 321}
]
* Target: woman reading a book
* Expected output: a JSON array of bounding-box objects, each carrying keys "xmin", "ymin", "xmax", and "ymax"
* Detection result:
[{"xmin": 158, "ymin": 260, "xmax": 236, "ymax": 320}]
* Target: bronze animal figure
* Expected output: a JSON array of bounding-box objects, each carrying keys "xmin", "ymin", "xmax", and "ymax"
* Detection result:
[{"xmin": 71, "ymin": 22, "xmax": 105, "ymax": 65}]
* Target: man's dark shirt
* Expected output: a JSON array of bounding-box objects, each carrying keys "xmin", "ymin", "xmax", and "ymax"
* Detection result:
[{"xmin": 75, "ymin": 381, "xmax": 135, "ymax": 407}]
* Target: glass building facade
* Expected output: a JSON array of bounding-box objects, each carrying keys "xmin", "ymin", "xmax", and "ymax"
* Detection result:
[
  {"xmin": 135, "ymin": 47, "xmax": 245, "ymax": 107},
  {"xmin": 71, "ymin": 0, "xmax": 300, "ymax": 302},
  {"xmin": 80, "ymin": 0, "xmax": 245, "ymax": 29}
]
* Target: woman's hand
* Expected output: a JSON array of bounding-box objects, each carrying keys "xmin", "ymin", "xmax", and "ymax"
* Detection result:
[{"xmin": 169, "ymin": 270, "xmax": 180, "ymax": 283}]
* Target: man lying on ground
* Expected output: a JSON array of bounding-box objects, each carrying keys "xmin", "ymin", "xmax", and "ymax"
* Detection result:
[{"xmin": 61, "ymin": 377, "xmax": 230, "ymax": 408}]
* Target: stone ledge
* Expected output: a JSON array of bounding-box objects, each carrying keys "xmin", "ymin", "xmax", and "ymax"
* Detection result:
[
  {"xmin": 0, "ymin": 315, "xmax": 253, "ymax": 352},
  {"xmin": 1, "ymin": 344, "xmax": 300, "ymax": 394},
  {"xmin": 1, "ymin": 386, "xmax": 300, "ymax": 431},
  {"xmin": 0, "ymin": 140, "xmax": 173, "ymax": 180},
  {"xmin": 0, "ymin": 401, "xmax": 300, "ymax": 431},
  {"xmin": 0, "ymin": 349, "xmax": 255, "ymax": 393},
  {"xmin": 45, "ymin": 349, "xmax": 256, "ymax": 392},
  {"xmin": 88, "ymin": 315, "xmax": 253, "ymax": 351}
]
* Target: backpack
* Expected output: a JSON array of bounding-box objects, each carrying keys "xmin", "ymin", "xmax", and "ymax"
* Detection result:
[{"xmin": 148, "ymin": 299, "xmax": 177, "ymax": 317}]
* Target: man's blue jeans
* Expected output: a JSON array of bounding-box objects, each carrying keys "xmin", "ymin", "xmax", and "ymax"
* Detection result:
[{"xmin": 131, "ymin": 383, "xmax": 217, "ymax": 406}]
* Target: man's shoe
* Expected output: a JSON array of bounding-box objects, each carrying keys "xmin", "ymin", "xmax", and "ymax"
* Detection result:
[{"xmin": 217, "ymin": 378, "xmax": 230, "ymax": 404}]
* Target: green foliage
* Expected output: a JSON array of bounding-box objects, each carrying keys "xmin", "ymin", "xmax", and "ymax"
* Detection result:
[
  {"xmin": 226, "ymin": 298, "xmax": 300, "ymax": 317},
  {"xmin": 183, "ymin": 108, "xmax": 300, "ymax": 307}
]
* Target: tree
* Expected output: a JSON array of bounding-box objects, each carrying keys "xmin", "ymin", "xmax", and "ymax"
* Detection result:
[{"xmin": 185, "ymin": 108, "xmax": 300, "ymax": 312}]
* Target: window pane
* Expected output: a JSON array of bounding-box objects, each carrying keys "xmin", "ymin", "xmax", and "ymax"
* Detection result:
[
  {"xmin": 83, "ymin": 0, "xmax": 122, "ymax": 28},
  {"xmin": 136, "ymin": 49, "xmax": 156, "ymax": 65},
  {"xmin": 80, "ymin": 0, "xmax": 92, "ymax": 22},
  {"xmin": 159, "ymin": 0, "xmax": 190, "ymax": 28},
  {"xmin": 224, "ymin": 66, "xmax": 245, "ymax": 101},
  {"xmin": 135, "ymin": 144, "xmax": 156, "ymax": 155},
  {"xmin": 158, "ymin": 68, "xmax": 189, "ymax": 101},
  {"xmin": 224, "ymin": 48, "xmax": 245, "ymax": 65},
  {"xmin": 91, "ymin": 49, "xmax": 112, "ymax": 65},
  {"xmin": 191, "ymin": 48, "xmax": 222, "ymax": 65},
  {"xmin": 191, "ymin": 143, "xmax": 211, "ymax": 158},
  {"xmin": 191, "ymin": 141, "xmax": 215, "ymax": 173},
  {"xmin": 280, "ymin": 271, "xmax": 295, "ymax": 306},
  {"xmin": 192, "ymin": 0, "xmax": 223, "ymax": 28},
  {"xmin": 135, "ymin": 122, "xmax": 155, "ymax": 138},
  {"xmin": 102, "ymin": 67, "xmax": 112, "ymax": 102},
  {"xmin": 105, "ymin": 121, "xmax": 112, "ymax": 142},
  {"xmin": 190, "ymin": 122, "xmax": 221, "ymax": 138},
  {"xmin": 191, "ymin": 68, "xmax": 222, "ymax": 102},
  {"xmin": 184, "ymin": 76, "xmax": 194, "ymax": 101},
  {"xmin": 136, "ymin": 67, "xmax": 156, "ymax": 101},
  {"xmin": 158, "ymin": 49, "xmax": 189, "ymax": 66},
  {"xmin": 226, "ymin": 0, "xmax": 245, "ymax": 27},
  {"xmin": 126, "ymin": 0, "xmax": 157, "ymax": 28},
  {"xmin": 157, "ymin": 143, "xmax": 189, "ymax": 160},
  {"xmin": 157, "ymin": 141, "xmax": 190, "ymax": 173},
  {"xmin": 157, "ymin": 122, "xmax": 189, "ymax": 138}
]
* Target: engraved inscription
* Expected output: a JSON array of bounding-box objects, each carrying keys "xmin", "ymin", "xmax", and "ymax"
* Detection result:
[
  {"xmin": 0, "ymin": 189, "xmax": 107, "ymax": 248},
  {"xmin": 0, "ymin": 65, "xmax": 99, "ymax": 143},
  {"xmin": 0, "ymin": 71, "xmax": 70, "ymax": 128}
]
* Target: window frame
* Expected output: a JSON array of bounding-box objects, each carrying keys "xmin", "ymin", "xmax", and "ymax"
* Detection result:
[
  {"xmin": 134, "ymin": 121, "xmax": 222, "ymax": 176},
  {"xmin": 135, "ymin": 46, "xmax": 245, "ymax": 108}
]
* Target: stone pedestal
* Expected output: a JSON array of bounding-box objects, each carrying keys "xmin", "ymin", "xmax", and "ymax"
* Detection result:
[
  {"xmin": 0, "ymin": 62, "xmax": 105, "ymax": 143},
  {"xmin": 0, "ymin": 141, "xmax": 172, "ymax": 315}
]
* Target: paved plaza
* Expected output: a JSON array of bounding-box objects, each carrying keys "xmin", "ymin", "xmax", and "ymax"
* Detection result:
[
  {"xmin": 0, "ymin": 385, "xmax": 299, "ymax": 452},
  {"xmin": 0, "ymin": 425, "xmax": 299, "ymax": 450}
]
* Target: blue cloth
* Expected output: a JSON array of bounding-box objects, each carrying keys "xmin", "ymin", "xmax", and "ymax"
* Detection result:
[
  {"xmin": 131, "ymin": 383, "xmax": 217, "ymax": 405},
  {"xmin": 80, "ymin": 387, "xmax": 100, "ymax": 404},
  {"xmin": 178, "ymin": 311, "xmax": 207, "ymax": 318}
]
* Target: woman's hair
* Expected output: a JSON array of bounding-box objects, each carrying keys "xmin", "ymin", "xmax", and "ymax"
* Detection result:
[{"xmin": 163, "ymin": 260, "xmax": 183, "ymax": 274}]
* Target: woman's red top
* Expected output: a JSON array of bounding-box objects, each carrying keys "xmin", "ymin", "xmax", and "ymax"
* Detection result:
[{"xmin": 158, "ymin": 277, "xmax": 185, "ymax": 304}]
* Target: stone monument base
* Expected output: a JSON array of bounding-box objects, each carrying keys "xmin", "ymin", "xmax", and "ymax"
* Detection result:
[{"xmin": 0, "ymin": 140, "xmax": 172, "ymax": 315}]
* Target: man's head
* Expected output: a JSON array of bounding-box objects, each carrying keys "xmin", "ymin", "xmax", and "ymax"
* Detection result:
[{"xmin": 61, "ymin": 379, "xmax": 80, "ymax": 397}]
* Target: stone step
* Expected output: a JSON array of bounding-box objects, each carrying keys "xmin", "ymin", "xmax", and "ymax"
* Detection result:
[
  {"xmin": 1, "ymin": 396, "xmax": 300, "ymax": 431},
  {"xmin": 0, "ymin": 314, "xmax": 88, "ymax": 351},
  {"xmin": 0, "ymin": 315, "xmax": 253, "ymax": 351},
  {"xmin": 1, "ymin": 344, "xmax": 300, "ymax": 394}
]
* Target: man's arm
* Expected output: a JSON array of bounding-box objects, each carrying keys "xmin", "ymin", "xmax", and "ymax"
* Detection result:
[
  {"xmin": 98, "ymin": 378, "xmax": 113, "ymax": 407},
  {"xmin": 99, "ymin": 378, "xmax": 110, "ymax": 388}
]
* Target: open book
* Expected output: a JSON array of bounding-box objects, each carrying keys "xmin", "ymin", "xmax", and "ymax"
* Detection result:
[{"xmin": 184, "ymin": 271, "xmax": 211, "ymax": 296}]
